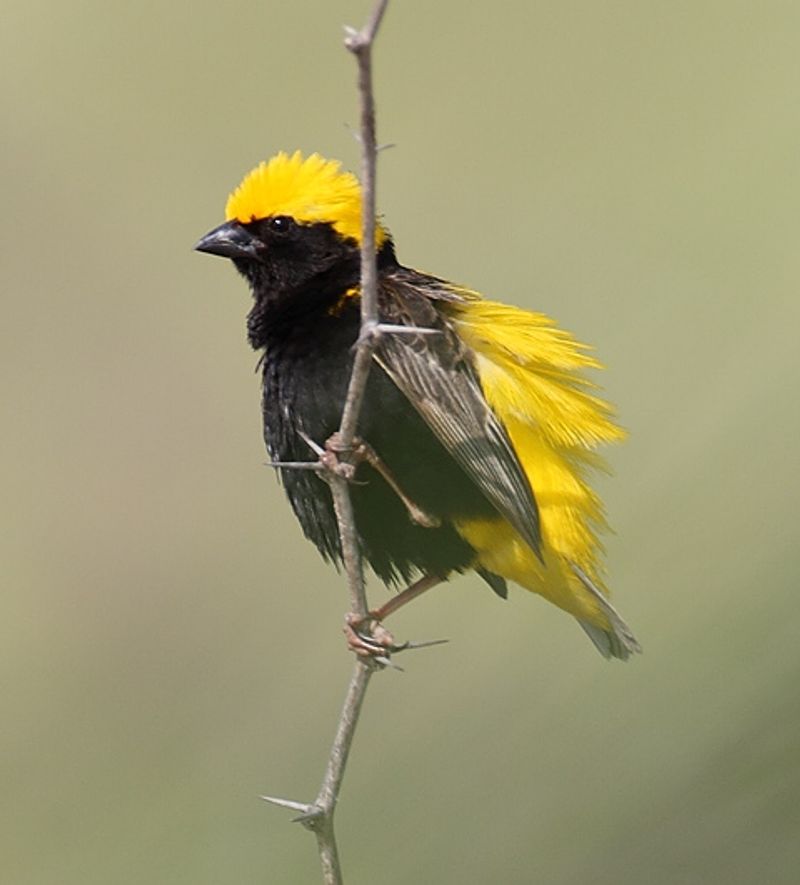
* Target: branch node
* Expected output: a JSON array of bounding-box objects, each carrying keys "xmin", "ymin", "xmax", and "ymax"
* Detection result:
[
  {"xmin": 353, "ymin": 318, "xmax": 382, "ymax": 349},
  {"xmin": 292, "ymin": 806, "xmax": 327, "ymax": 829},
  {"xmin": 343, "ymin": 0, "xmax": 390, "ymax": 52}
]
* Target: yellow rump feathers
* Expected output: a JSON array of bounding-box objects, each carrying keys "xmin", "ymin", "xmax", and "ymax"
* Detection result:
[
  {"xmin": 447, "ymin": 295, "xmax": 626, "ymax": 625},
  {"xmin": 225, "ymin": 151, "xmax": 388, "ymax": 247}
]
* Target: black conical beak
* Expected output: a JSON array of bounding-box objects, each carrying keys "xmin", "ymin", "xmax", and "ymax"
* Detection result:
[{"xmin": 194, "ymin": 221, "xmax": 260, "ymax": 260}]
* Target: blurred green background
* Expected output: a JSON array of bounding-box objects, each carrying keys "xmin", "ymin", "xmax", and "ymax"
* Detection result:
[{"xmin": 3, "ymin": 1, "xmax": 799, "ymax": 883}]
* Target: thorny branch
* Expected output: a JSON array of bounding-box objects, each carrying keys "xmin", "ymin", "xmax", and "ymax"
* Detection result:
[{"xmin": 261, "ymin": 3, "xmax": 391, "ymax": 884}]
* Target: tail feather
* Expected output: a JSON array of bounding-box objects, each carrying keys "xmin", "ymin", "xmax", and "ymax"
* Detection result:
[{"xmin": 571, "ymin": 563, "xmax": 642, "ymax": 661}]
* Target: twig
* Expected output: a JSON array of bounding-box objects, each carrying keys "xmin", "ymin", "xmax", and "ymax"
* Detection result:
[
  {"xmin": 308, "ymin": 662, "xmax": 374, "ymax": 880},
  {"xmin": 263, "ymin": 4, "xmax": 390, "ymax": 884},
  {"xmin": 337, "ymin": 0, "xmax": 390, "ymax": 450}
]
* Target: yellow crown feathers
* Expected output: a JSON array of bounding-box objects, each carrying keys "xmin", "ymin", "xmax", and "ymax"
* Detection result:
[{"xmin": 224, "ymin": 151, "xmax": 388, "ymax": 247}]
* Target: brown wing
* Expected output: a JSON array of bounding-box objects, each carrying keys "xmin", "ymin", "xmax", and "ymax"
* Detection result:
[{"xmin": 374, "ymin": 271, "xmax": 542, "ymax": 558}]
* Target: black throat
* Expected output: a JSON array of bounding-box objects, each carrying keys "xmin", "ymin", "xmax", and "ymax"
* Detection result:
[{"xmin": 246, "ymin": 240, "xmax": 399, "ymax": 351}]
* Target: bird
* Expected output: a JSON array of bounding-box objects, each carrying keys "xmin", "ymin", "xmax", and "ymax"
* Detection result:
[{"xmin": 195, "ymin": 150, "xmax": 640, "ymax": 660}]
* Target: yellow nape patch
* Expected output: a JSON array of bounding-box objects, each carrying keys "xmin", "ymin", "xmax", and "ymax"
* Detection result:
[{"xmin": 224, "ymin": 151, "xmax": 388, "ymax": 247}]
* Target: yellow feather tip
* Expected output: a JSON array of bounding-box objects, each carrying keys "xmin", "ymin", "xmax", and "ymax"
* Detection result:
[{"xmin": 224, "ymin": 151, "xmax": 387, "ymax": 247}]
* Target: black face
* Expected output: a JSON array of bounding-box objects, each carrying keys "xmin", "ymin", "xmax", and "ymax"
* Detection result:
[{"xmin": 195, "ymin": 216, "xmax": 361, "ymax": 308}]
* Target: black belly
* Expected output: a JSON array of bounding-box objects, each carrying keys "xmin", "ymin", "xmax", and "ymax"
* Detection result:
[{"xmin": 260, "ymin": 310, "xmax": 495, "ymax": 585}]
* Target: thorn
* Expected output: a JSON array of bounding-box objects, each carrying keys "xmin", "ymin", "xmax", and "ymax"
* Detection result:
[
  {"xmin": 344, "ymin": 121, "xmax": 364, "ymax": 145},
  {"xmin": 260, "ymin": 795, "xmax": 312, "ymax": 814},
  {"xmin": 406, "ymin": 505, "xmax": 441, "ymax": 529},
  {"xmin": 266, "ymin": 461, "xmax": 323, "ymax": 472},
  {"xmin": 395, "ymin": 637, "xmax": 450, "ymax": 652},
  {"xmin": 373, "ymin": 655, "xmax": 404, "ymax": 671},
  {"xmin": 376, "ymin": 142, "xmax": 396, "ymax": 153},
  {"xmin": 366, "ymin": 637, "xmax": 448, "ymax": 669},
  {"xmin": 259, "ymin": 796, "xmax": 325, "ymax": 830},
  {"xmin": 298, "ymin": 430, "xmax": 325, "ymax": 456},
  {"xmin": 375, "ymin": 323, "xmax": 442, "ymax": 337}
]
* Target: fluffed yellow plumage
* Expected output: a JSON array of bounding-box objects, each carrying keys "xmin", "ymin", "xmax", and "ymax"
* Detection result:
[{"xmin": 446, "ymin": 296, "xmax": 635, "ymax": 656}]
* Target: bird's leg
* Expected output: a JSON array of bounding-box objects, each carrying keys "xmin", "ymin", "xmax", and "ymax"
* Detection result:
[
  {"xmin": 353, "ymin": 440, "xmax": 441, "ymax": 528},
  {"xmin": 343, "ymin": 573, "xmax": 444, "ymax": 658},
  {"xmin": 371, "ymin": 572, "xmax": 444, "ymax": 621},
  {"xmin": 322, "ymin": 432, "xmax": 444, "ymax": 660},
  {"xmin": 323, "ymin": 433, "xmax": 440, "ymax": 528}
]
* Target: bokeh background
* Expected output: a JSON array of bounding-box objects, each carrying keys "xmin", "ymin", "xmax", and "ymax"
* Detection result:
[{"xmin": 3, "ymin": 2, "xmax": 799, "ymax": 883}]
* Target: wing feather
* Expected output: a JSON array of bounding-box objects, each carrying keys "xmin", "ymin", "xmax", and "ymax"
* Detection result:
[{"xmin": 375, "ymin": 276, "xmax": 542, "ymax": 558}]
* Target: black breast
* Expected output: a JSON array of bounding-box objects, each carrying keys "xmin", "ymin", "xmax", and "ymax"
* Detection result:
[{"xmin": 259, "ymin": 301, "xmax": 495, "ymax": 586}]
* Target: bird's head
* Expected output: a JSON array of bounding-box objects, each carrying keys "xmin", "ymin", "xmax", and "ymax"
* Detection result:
[{"xmin": 195, "ymin": 151, "xmax": 390, "ymax": 300}]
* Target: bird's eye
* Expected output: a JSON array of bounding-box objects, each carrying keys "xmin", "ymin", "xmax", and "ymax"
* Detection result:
[{"xmin": 269, "ymin": 215, "xmax": 294, "ymax": 234}]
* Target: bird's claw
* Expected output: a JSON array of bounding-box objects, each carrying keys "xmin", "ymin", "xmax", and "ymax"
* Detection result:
[
  {"xmin": 321, "ymin": 433, "xmax": 358, "ymax": 481},
  {"xmin": 343, "ymin": 612, "xmax": 447, "ymax": 668},
  {"xmin": 343, "ymin": 612, "xmax": 397, "ymax": 659}
]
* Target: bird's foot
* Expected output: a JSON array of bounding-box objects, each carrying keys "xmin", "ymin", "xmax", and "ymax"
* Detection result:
[
  {"xmin": 320, "ymin": 432, "xmax": 359, "ymax": 481},
  {"xmin": 343, "ymin": 612, "xmax": 401, "ymax": 661},
  {"xmin": 343, "ymin": 611, "xmax": 448, "ymax": 668}
]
